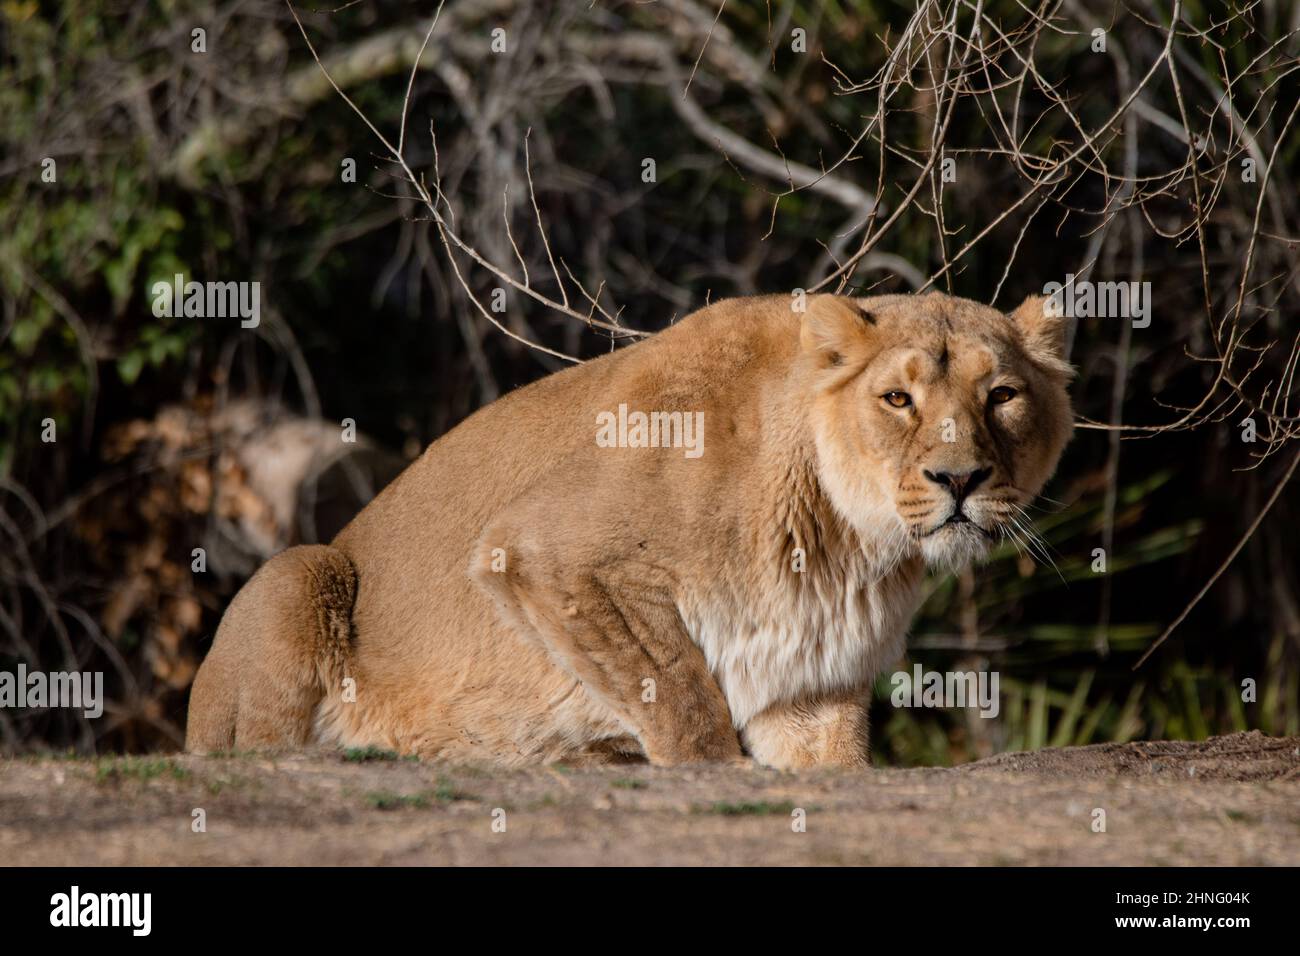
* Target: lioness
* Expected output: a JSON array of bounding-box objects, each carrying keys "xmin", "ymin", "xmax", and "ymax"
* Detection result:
[{"xmin": 187, "ymin": 292, "xmax": 1073, "ymax": 768}]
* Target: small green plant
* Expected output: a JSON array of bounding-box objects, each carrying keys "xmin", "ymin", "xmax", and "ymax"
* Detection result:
[
  {"xmin": 364, "ymin": 778, "xmax": 474, "ymax": 810},
  {"xmin": 433, "ymin": 777, "xmax": 475, "ymax": 803},
  {"xmin": 365, "ymin": 790, "xmax": 430, "ymax": 810},
  {"xmin": 95, "ymin": 757, "xmax": 191, "ymax": 783},
  {"xmin": 343, "ymin": 746, "xmax": 401, "ymax": 762},
  {"xmin": 701, "ymin": 800, "xmax": 797, "ymax": 816}
]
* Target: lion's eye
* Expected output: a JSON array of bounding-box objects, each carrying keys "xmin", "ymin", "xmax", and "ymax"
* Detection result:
[
  {"xmin": 883, "ymin": 391, "xmax": 912, "ymax": 409},
  {"xmin": 989, "ymin": 386, "xmax": 1018, "ymax": 405}
]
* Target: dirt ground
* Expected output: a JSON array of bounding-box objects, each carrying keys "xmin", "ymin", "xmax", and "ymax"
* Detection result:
[{"xmin": 1, "ymin": 731, "xmax": 1296, "ymax": 866}]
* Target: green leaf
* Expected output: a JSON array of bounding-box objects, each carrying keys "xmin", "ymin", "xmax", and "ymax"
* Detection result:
[{"xmin": 117, "ymin": 350, "xmax": 144, "ymax": 385}]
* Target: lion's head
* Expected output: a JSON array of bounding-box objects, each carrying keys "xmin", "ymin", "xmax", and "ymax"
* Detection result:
[{"xmin": 800, "ymin": 291, "xmax": 1074, "ymax": 570}]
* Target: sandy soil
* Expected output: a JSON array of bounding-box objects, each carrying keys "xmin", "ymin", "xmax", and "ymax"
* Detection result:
[{"xmin": 2, "ymin": 731, "xmax": 1296, "ymax": 866}]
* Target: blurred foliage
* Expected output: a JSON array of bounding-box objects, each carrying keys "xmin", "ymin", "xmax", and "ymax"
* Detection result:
[{"xmin": 1, "ymin": 0, "xmax": 1297, "ymax": 759}]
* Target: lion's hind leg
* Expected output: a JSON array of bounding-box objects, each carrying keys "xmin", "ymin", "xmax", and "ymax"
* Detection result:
[{"xmin": 186, "ymin": 545, "xmax": 356, "ymax": 752}]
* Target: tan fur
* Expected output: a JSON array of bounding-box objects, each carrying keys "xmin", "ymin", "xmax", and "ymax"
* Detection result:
[{"xmin": 187, "ymin": 292, "xmax": 1073, "ymax": 768}]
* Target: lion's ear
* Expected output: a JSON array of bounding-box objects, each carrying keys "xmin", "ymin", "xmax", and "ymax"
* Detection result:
[
  {"xmin": 1010, "ymin": 293, "xmax": 1072, "ymax": 374},
  {"xmin": 799, "ymin": 295, "xmax": 876, "ymax": 368}
]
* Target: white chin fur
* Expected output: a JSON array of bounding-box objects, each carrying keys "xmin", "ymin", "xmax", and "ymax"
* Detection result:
[{"xmin": 919, "ymin": 524, "xmax": 993, "ymax": 572}]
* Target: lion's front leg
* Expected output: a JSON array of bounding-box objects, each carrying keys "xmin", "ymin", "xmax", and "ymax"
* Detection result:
[
  {"xmin": 472, "ymin": 528, "xmax": 742, "ymax": 765},
  {"xmin": 741, "ymin": 691, "xmax": 872, "ymax": 770},
  {"xmin": 486, "ymin": 560, "xmax": 741, "ymax": 764}
]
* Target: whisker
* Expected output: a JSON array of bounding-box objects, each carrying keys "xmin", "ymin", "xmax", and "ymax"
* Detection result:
[
  {"xmin": 1009, "ymin": 513, "xmax": 1066, "ymax": 585},
  {"xmin": 1011, "ymin": 503, "xmax": 1068, "ymax": 561},
  {"xmin": 1002, "ymin": 523, "xmax": 1030, "ymax": 562}
]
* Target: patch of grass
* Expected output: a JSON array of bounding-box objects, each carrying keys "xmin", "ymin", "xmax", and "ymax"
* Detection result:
[
  {"xmin": 433, "ymin": 777, "xmax": 476, "ymax": 803},
  {"xmin": 699, "ymin": 800, "xmax": 797, "ymax": 816},
  {"xmin": 95, "ymin": 757, "xmax": 191, "ymax": 783},
  {"xmin": 365, "ymin": 790, "xmax": 431, "ymax": 811},
  {"xmin": 610, "ymin": 778, "xmax": 647, "ymax": 790},
  {"xmin": 364, "ymin": 778, "xmax": 475, "ymax": 810},
  {"xmin": 343, "ymin": 746, "xmax": 402, "ymax": 763},
  {"xmin": 23, "ymin": 748, "xmax": 82, "ymax": 762},
  {"xmin": 203, "ymin": 774, "xmax": 255, "ymax": 796}
]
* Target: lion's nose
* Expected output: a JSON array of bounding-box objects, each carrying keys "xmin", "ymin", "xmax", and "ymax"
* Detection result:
[{"xmin": 922, "ymin": 466, "xmax": 992, "ymax": 504}]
